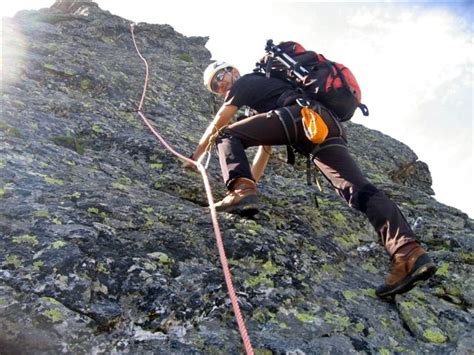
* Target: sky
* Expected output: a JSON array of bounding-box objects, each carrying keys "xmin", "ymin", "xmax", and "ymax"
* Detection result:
[{"xmin": 1, "ymin": 1, "xmax": 473, "ymax": 218}]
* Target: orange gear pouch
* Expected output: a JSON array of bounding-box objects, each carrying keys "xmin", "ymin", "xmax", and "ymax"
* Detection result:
[{"xmin": 301, "ymin": 106, "xmax": 328, "ymax": 144}]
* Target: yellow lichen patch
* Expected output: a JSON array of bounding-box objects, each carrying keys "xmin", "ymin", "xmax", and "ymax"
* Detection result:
[
  {"xmin": 50, "ymin": 240, "xmax": 66, "ymax": 249},
  {"xmin": 44, "ymin": 176, "xmax": 65, "ymax": 185},
  {"xmin": 148, "ymin": 251, "xmax": 170, "ymax": 264},
  {"xmin": 12, "ymin": 234, "xmax": 39, "ymax": 246},
  {"xmin": 435, "ymin": 262, "xmax": 449, "ymax": 277},
  {"xmin": 5, "ymin": 255, "xmax": 22, "ymax": 268},
  {"xmin": 43, "ymin": 308, "xmax": 64, "ymax": 323},
  {"xmin": 112, "ymin": 182, "xmax": 129, "ymax": 191},
  {"xmin": 423, "ymin": 327, "xmax": 448, "ymax": 344},
  {"xmin": 342, "ymin": 289, "xmax": 358, "ymax": 301},
  {"xmin": 361, "ymin": 262, "xmax": 378, "ymax": 273}
]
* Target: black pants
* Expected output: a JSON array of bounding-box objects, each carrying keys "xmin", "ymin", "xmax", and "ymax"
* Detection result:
[{"xmin": 215, "ymin": 104, "xmax": 418, "ymax": 257}]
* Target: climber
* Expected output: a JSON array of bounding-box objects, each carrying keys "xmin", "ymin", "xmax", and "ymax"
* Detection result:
[{"xmin": 183, "ymin": 60, "xmax": 437, "ymax": 298}]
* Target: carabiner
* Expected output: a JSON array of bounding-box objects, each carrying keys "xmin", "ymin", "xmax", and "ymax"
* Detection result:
[{"xmin": 198, "ymin": 151, "xmax": 211, "ymax": 170}]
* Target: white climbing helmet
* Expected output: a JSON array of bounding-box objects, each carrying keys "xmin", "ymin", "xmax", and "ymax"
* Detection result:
[{"xmin": 203, "ymin": 61, "xmax": 235, "ymax": 93}]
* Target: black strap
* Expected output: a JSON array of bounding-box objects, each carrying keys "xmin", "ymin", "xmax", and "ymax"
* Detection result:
[
  {"xmin": 310, "ymin": 137, "xmax": 347, "ymax": 157},
  {"xmin": 306, "ymin": 155, "xmax": 312, "ymax": 185},
  {"xmin": 358, "ymin": 103, "xmax": 369, "ymax": 116},
  {"xmin": 274, "ymin": 110, "xmax": 293, "ymax": 144},
  {"xmin": 303, "ymin": 155, "xmax": 320, "ymax": 208},
  {"xmin": 265, "ymin": 57, "xmax": 274, "ymax": 78},
  {"xmin": 282, "ymin": 107, "xmax": 298, "ymax": 142},
  {"xmin": 273, "ymin": 107, "xmax": 302, "ymax": 165},
  {"xmin": 286, "ymin": 145, "xmax": 296, "ymax": 165},
  {"xmin": 274, "ymin": 107, "xmax": 299, "ymax": 144},
  {"xmin": 330, "ymin": 61, "xmax": 351, "ymax": 90}
]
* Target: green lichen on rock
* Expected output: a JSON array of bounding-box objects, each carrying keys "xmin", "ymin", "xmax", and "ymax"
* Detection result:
[
  {"xmin": 50, "ymin": 240, "xmax": 66, "ymax": 249},
  {"xmin": 262, "ymin": 260, "xmax": 279, "ymax": 274},
  {"xmin": 354, "ymin": 322, "xmax": 365, "ymax": 332},
  {"xmin": 324, "ymin": 312, "xmax": 351, "ymax": 329},
  {"xmin": 111, "ymin": 182, "xmax": 129, "ymax": 191},
  {"xmin": 142, "ymin": 206, "xmax": 154, "ymax": 213},
  {"xmin": 395, "ymin": 291, "xmax": 455, "ymax": 345},
  {"xmin": 423, "ymin": 327, "xmax": 448, "ymax": 344},
  {"xmin": 4, "ymin": 126, "xmax": 23, "ymax": 138},
  {"xmin": 254, "ymin": 349, "xmax": 273, "ymax": 355},
  {"xmin": 328, "ymin": 210, "xmax": 347, "ymax": 227},
  {"xmin": 361, "ymin": 261, "xmax": 378, "ymax": 273},
  {"xmin": 91, "ymin": 124, "xmax": 103, "ymax": 134},
  {"xmin": 149, "ymin": 163, "xmax": 163, "ymax": 169},
  {"xmin": 459, "ymin": 252, "xmax": 474, "ymax": 264},
  {"xmin": 50, "ymin": 136, "xmax": 84, "ymax": 154},
  {"xmin": 294, "ymin": 310, "xmax": 318, "ymax": 323},
  {"xmin": 436, "ymin": 262, "xmax": 449, "ymax": 277},
  {"xmin": 335, "ymin": 233, "xmax": 360, "ymax": 249},
  {"xmin": 5, "ymin": 255, "xmax": 22, "ymax": 268},
  {"xmin": 43, "ymin": 308, "xmax": 64, "ymax": 323},
  {"xmin": 342, "ymin": 289, "xmax": 358, "ymax": 301},
  {"xmin": 34, "ymin": 210, "xmax": 51, "ymax": 218},
  {"xmin": 244, "ymin": 258, "xmax": 282, "ymax": 288},
  {"xmin": 88, "ymin": 207, "xmax": 99, "ymax": 214},
  {"xmin": 252, "ymin": 308, "xmax": 276, "ymax": 324},
  {"xmin": 33, "ymin": 260, "xmax": 44, "ymax": 270},
  {"xmin": 44, "ymin": 63, "xmax": 64, "ymax": 74},
  {"xmin": 44, "ymin": 176, "xmax": 65, "ymax": 185},
  {"xmin": 244, "ymin": 272, "xmax": 274, "ymax": 288},
  {"xmin": 80, "ymin": 78, "xmax": 93, "ymax": 90},
  {"xmin": 12, "ymin": 234, "xmax": 39, "ymax": 246},
  {"xmin": 178, "ymin": 54, "xmax": 193, "ymax": 63},
  {"xmin": 235, "ymin": 220, "xmax": 263, "ymax": 235},
  {"xmin": 148, "ymin": 251, "xmax": 170, "ymax": 264}
]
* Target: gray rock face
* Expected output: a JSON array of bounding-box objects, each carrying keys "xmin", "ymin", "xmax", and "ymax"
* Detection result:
[{"xmin": 1, "ymin": 1, "xmax": 472, "ymax": 353}]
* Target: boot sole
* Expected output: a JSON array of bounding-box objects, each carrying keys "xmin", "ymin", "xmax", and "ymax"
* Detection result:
[
  {"xmin": 214, "ymin": 195, "xmax": 260, "ymax": 217},
  {"xmin": 376, "ymin": 259, "xmax": 437, "ymax": 298}
]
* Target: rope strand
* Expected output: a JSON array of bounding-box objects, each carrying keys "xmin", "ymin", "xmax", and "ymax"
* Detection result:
[{"xmin": 129, "ymin": 23, "xmax": 254, "ymax": 355}]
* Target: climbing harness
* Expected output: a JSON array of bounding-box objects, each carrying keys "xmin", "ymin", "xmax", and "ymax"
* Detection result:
[{"xmin": 129, "ymin": 23, "xmax": 254, "ymax": 355}]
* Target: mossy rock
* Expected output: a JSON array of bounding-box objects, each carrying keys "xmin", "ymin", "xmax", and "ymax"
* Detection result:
[
  {"xmin": 50, "ymin": 136, "xmax": 84, "ymax": 155},
  {"xmin": 178, "ymin": 54, "xmax": 193, "ymax": 63}
]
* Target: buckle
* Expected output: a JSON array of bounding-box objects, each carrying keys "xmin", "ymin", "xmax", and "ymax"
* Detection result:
[{"xmin": 296, "ymin": 98, "xmax": 311, "ymax": 107}]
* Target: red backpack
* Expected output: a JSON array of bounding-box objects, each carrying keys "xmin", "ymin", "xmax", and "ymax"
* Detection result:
[{"xmin": 255, "ymin": 40, "xmax": 369, "ymax": 121}]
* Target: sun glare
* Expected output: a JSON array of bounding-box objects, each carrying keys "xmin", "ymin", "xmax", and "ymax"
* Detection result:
[{"xmin": 1, "ymin": 18, "xmax": 28, "ymax": 95}]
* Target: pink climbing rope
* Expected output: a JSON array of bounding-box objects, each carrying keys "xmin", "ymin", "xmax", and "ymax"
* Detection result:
[{"xmin": 129, "ymin": 23, "xmax": 254, "ymax": 355}]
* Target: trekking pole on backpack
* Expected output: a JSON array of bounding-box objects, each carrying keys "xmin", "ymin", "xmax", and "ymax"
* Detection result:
[{"xmin": 265, "ymin": 39, "xmax": 309, "ymax": 81}]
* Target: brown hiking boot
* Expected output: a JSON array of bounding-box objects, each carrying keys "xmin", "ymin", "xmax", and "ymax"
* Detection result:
[
  {"xmin": 376, "ymin": 243, "xmax": 437, "ymax": 298},
  {"xmin": 213, "ymin": 177, "xmax": 259, "ymax": 217}
]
